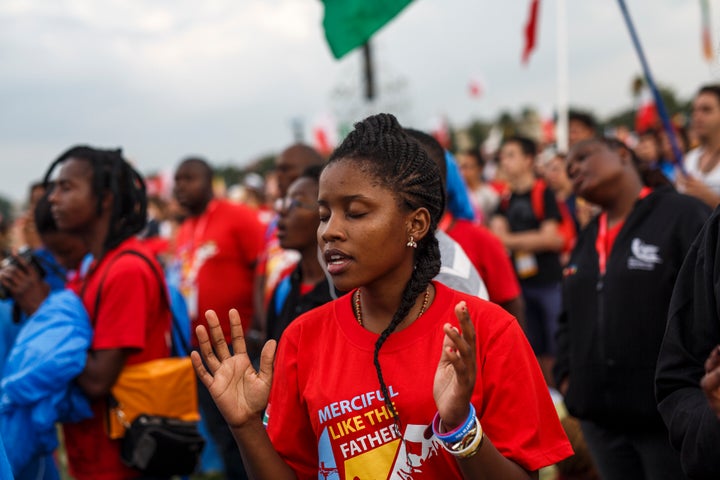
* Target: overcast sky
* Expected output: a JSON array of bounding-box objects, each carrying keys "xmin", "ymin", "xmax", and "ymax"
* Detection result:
[{"xmin": 0, "ymin": 0, "xmax": 718, "ymax": 203}]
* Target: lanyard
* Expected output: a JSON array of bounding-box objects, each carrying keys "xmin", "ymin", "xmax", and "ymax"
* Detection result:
[
  {"xmin": 595, "ymin": 214, "xmax": 611, "ymax": 276},
  {"xmin": 595, "ymin": 187, "xmax": 651, "ymax": 276},
  {"xmin": 185, "ymin": 199, "xmax": 217, "ymax": 252}
]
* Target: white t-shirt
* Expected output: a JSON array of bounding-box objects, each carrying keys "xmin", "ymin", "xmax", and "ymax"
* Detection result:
[
  {"xmin": 435, "ymin": 230, "xmax": 489, "ymax": 300},
  {"xmin": 683, "ymin": 147, "xmax": 720, "ymax": 194}
]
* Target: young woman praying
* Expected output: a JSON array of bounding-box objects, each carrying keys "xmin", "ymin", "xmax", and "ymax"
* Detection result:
[{"xmin": 192, "ymin": 113, "xmax": 572, "ymax": 480}]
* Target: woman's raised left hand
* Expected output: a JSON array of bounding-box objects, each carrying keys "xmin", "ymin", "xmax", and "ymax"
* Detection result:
[{"xmin": 433, "ymin": 301, "xmax": 478, "ymax": 429}]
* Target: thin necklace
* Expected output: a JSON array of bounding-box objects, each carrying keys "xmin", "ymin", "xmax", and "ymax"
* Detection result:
[
  {"xmin": 700, "ymin": 146, "xmax": 720, "ymax": 175},
  {"xmin": 354, "ymin": 287, "xmax": 431, "ymax": 327}
]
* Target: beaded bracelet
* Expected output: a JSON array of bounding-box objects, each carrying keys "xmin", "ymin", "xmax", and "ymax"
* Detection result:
[
  {"xmin": 439, "ymin": 415, "xmax": 484, "ymax": 459},
  {"xmin": 431, "ymin": 403, "xmax": 476, "ymax": 444}
]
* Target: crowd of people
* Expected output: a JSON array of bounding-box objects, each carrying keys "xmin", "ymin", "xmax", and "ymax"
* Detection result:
[{"xmin": 0, "ymin": 84, "xmax": 720, "ymax": 480}]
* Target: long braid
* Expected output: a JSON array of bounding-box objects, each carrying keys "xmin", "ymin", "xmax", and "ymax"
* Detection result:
[
  {"xmin": 43, "ymin": 145, "xmax": 147, "ymax": 255},
  {"xmin": 372, "ymin": 232, "xmax": 440, "ymax": 426},
  {"xmin": 329, "ymin": 113, "xmax": 445, "ymax": 434}
]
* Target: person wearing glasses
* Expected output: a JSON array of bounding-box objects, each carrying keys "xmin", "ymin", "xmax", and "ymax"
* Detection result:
[
  {"xmin": 266, "ymin": 165, "xmax": 341, "ymax": 343},
  {"xmin": 253, "ymin": 145, "xmax": 327, "ymax": 334}
]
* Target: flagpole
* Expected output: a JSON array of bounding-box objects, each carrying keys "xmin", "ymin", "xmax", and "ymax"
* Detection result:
[
  {"xmin": 616, "ymin": 0, "xmax": 684, "ymax": 171},
  {"xmin": 362, "ymin": 42, "xmax": 375, "ymax": 101},
  {"xmin": 556, "ymin": 0, "xmax": 569, "ymax": 153}
]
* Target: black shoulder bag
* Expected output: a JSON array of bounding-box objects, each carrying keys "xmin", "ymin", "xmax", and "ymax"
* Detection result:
[{"xmin": 92, "ymin": 249, "xmax": 205, "ymax": 476}]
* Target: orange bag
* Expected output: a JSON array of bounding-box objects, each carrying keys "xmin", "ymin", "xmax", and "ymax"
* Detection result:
[{"xmin": 107, "ymin": 357, "xmax": 200, "ymax": 439}]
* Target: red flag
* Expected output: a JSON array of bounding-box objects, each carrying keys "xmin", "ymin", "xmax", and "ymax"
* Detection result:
[
  {"xmin": 541, "ymin": 109, "xmax": 556, "ymax": 145},
  {"xmin": 468, "ymin": 75, "xmax": 485, "ymax": 98},
  {"xmin": 312, "ymin": 128, "xmax": 330, "ymax": 156},
  {"xmin": 701, "ymin": 0, "xmax": 713, "ymax": 62},
  {"xmin": 430, "ymin": 116, "xmax": 451, "ymax": 149},
  {"xmin": 145, "ymin": 175, "xmax": 164, "ymax": 197},
  {"xmin": 522, "ymin": 0, "xmax": 541, "ymax": 64},
  {"xmin": 311, "ymin": 112, "xmax": 338, "ymax": 157},
  {"xmin": 703, "ymin": 28, "xmax": 713, "ymax": 61},
  {"xmin": 635, "ymin": 86, "xmax": 659, "ymax": 133}
]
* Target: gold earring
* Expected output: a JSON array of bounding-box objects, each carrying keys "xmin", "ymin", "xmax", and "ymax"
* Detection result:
[{"xmin": 406, "ymin": 235, "xmax": 417, "ymax": 248}]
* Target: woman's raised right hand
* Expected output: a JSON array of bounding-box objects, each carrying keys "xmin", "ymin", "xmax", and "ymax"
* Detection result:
[{"xmin": 191, "ymin": 309, "xmax": 277, "ymax": 428}]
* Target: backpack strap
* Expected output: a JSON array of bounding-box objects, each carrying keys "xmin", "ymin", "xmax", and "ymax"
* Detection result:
[
  {"xmin": 530, "ymin": 179, "xmax": 547, "ymax": 221},
  {"xmin": 273, "ymin": 274, "xmax": 292, "ymax": 317},
  {"xmin": 88, "ymin": 249, "xmax": 189, "ymax": 356}
]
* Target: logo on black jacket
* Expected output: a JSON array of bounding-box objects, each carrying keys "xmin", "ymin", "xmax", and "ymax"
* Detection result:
[{"xmin": 628, "ymin": 238, "xmax": 662, "ymax": 270}]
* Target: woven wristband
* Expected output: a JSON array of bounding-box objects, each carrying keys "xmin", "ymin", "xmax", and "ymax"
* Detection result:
[{"xmin": 431, "ymin": 403, "xmax": 476, "ymax": 444}]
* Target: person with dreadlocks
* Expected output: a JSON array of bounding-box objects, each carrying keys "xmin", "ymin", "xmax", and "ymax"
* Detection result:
[
  {"xmin": 192, "ymin": 113, "xmax": 571, "ymax": 479},
  {"xmin": 555, "ymin": 137, "xmax": 710, "ymax": 480},
  {"xmin": 44, "ymin": 146, "xmax": 172, "ymax": 480}
]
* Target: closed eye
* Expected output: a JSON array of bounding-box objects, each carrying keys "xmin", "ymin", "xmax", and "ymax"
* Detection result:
[{"xmin": 318, "ymin": 206, "xmax": 330, "ymax": 223}]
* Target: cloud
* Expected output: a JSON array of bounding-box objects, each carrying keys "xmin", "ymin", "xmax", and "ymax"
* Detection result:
[{"xmin": 0, "ymin": 0, "xmax": 717, "ymax": 202}]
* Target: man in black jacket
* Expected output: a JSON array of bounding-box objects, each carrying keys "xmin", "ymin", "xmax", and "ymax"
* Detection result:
[{"xmin": 656, "ymin": 205, "xmax": 720, "ymax": 479}]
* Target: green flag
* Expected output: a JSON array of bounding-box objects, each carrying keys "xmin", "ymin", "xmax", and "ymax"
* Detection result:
[{"xmin": 322, "ymin": 0, "xmax": 414, "ymax": 59}]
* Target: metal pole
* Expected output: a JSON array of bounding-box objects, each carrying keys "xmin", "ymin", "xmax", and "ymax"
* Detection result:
[
  {"xmin": 556, "ymin": 0, "xmax": 569, "ymax": 153},
  {"xmin": 362, "ymin": 42, "xmax": 375, "ymax": 101},
  {"xmin": 617, "ymin": 0, "xmax": 684, "ymax": 170}
]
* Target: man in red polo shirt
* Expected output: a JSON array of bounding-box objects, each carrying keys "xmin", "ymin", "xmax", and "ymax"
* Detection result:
[{"xmin": 173, "ymin": 156, "xmax": 265, "ymax": 480}]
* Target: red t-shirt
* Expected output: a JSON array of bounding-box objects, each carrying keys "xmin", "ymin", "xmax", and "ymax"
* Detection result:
[
  {"xmin": 266, "ymin": 282, "xmax": 572, "ymax": 479},
  {"xmin": 445, "ymin": 218, "xmax": 521, "ymax": 304},
  {"xmin": 175, "ymin": 199, "xmax": 265, "ymax": 342},
  {"xmin": 63, "ymin": 237, "xmax": 172, "ymax": 480}
]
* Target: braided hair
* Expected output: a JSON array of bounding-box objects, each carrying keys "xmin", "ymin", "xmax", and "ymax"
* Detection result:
[
  {"xmin": 43, "ymin": 146, "xmax": 148, "ymax": 253},
  {"xmin": 328, "ymin": 113, "xmax": 445, "ymax": 429}
]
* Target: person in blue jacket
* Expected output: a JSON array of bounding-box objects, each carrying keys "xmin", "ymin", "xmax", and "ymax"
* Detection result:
[
  {"xmin": 0, "ymin": 434, "xmax": 14, "ymax": 480},
  {"xmin": 0, "ymin": 194, "xmax": 91, "ymax": 479}
]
